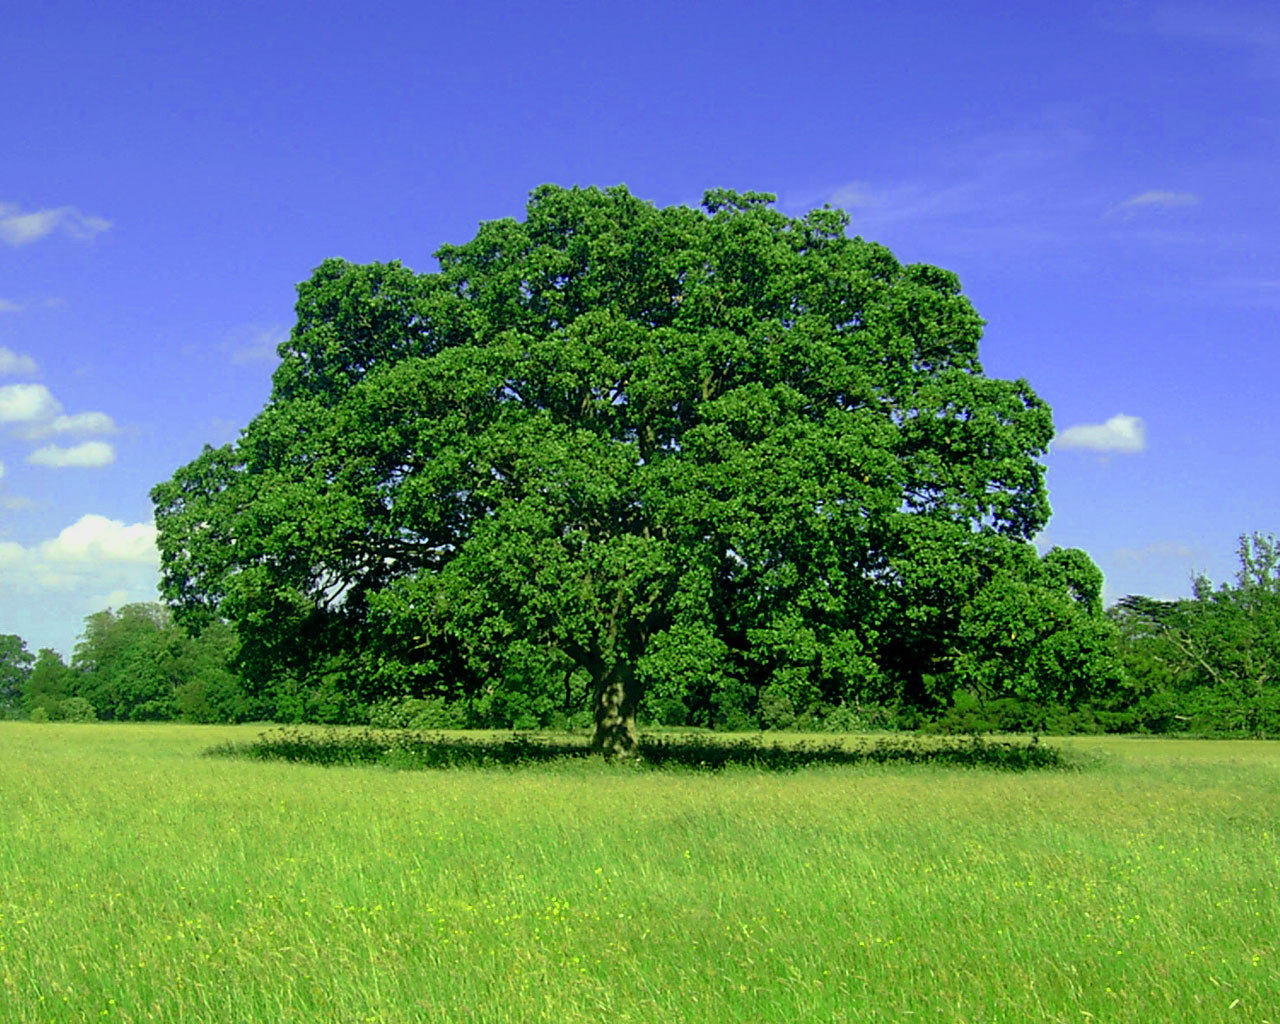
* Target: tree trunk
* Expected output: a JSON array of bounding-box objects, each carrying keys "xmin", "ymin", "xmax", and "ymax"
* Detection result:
[{"xmin": 590, "ymin": 658, "xmax": 641, "ymax": 759}]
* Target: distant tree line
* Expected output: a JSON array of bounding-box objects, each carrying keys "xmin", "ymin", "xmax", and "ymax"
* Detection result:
[
  {"xmin": 1, "ymin": 605, "xmax": 247, "ymax": 724},
  {"xmin": 1, "ymin": 532, "xmax": 1277, "ymax": 735},
  {"xmin": 1103, "ymin": 533, "xmax": 1280, "ymax": 736}
]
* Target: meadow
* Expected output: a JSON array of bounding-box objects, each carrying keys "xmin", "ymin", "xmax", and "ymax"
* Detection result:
[{"xmin": 0, "ymin": 724, "xmax": 1276, "ymax": 1023}]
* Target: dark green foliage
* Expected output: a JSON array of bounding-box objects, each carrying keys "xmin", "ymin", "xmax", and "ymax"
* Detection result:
[
  {"xmin": 162, "ymin": 621, "xmax": 253, "ymax": 722},
  {"xmin": 629, "ymin": 734, "xmax": 1072, "ymax": 771},
  {"xmin": 0, "ymin": 634, "xmax": 34, "ymax": 718},
  {"xmin": 921, "ymin": 692, "xmax": 1138, "ymax": 736},
  {"xmin": 206, "ymin": 728, "xmax": 1073, "ymax": 772}
]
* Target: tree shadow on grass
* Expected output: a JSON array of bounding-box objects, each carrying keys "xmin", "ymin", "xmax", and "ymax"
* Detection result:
[{"xmin": 204, "ymin": 728, "xmax": 1076, "ymax": 772}]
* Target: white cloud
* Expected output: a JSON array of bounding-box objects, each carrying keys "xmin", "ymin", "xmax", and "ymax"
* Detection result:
[
  {"xmin": 0, "ymin": 458, "xmax": 4, "ymax": 481},
  {"xmin": 0, "ymin": 383, "xmax": 61, "ymax": 424},
  {"xmin": 0, "ymin": 347, "xmax": 37, "ymax": 375},
  {"xmin": 0, "ymin": 515, "xmax": 161, "ymax": 652},
  {"xmin": 1056, "ymin": 413, "xmax": 1146, "ymax": 453},
  {"xmin": 0, "ymin": 381, "xmax": 117, "ymax": 442},
  {"xmin": 0, "ymin": 299, "xmax": 22, "ymax": 314},
  {"xmin": 0, "ymin": 202, "xmax": 111, "ymax": 246},
  {"xmin": 0, "ymin": 515, "xmax": 156, "ymax": 591},
  {"xmin": 40, "ymin": 514, "xmax": 157, "ymax": 564},
  {"xmin": 27, "ymin": 440, "xmax": 116, "ymax": 468}
]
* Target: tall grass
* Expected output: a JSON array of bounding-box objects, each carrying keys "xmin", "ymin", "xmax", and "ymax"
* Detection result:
[{"xmin": 1, "ymin": 723, "xmax": 1277, "ymax": 1023}]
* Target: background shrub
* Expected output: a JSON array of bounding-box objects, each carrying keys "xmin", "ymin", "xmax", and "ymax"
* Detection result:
[{"xmin": 56, "ymin": 697, "xmax": 98, "ymax": 722}]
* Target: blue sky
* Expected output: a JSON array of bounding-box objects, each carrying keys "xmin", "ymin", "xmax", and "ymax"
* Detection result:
[{"xmin": 2, "ymin": 0, "xmax": 1277, "ymax": 657}]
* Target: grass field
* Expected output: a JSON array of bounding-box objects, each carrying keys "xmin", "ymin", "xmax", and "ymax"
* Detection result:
[{"xmin": 1, "ymin": 724, "xmax": 1277, "ymax": 1023}]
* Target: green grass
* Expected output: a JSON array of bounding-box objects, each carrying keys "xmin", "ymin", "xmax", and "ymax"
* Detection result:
[{"xmin": 1, "ymin": 724, "xmax": 1277, "ymax": 1023}]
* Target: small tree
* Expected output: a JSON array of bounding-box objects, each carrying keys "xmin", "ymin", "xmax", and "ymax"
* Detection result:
[
  {"xmin": 24, "ymin": 648, "xmax": 74, "ymax": 719},
  {"xmin": 952, "ymin": 545, "xmax": 1123, "ymax": 714},
  {"xmin": 72, "ymin": 604, "xmax": 183, "ymax": 721}
]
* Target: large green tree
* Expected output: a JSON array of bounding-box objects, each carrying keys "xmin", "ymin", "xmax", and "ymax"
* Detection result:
[{"xmin": 154, "ymin": 185, "xmax": 1104, "ymax": 753}]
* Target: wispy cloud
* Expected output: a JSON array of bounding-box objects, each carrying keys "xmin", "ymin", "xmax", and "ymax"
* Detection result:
[
  {"xmin": 1112, "ymin": 541, "xmax": 1196, "ymax": 564},
  {"xmin": 1110, "ymin": 190, "xmax": 1200, "ymax": 217},
  {"xmin": 41, "ymin": 412, "xmax": 118, "ymax": 436},
  {"xmin": 0, "ymin": 347, "xmax": 38, "ymax": 376},
  {"xmin": 226, "ymin": 324, "xmax": 287, "ymax": 365},
  {"xmin": 0, "ymin": 299, "xmax": 22, "ymax": 314},
  {"xmin": 1121, "ymin": 190, "xmax": 1199, "ymax": 209},
  {"xmin": 1206, "ymin": 277, "xmax": 1280, "ymax": 308},
  {"xmin": 202, "ymin": 416, "xmax": 246, "ymax": 444},
  {"xmin": 1150, "ymin": 3, "xmax": 1280, "ymax": 74},
  {"xmin": 1056, "ymin": 413, "xmax": 1146, "ymax": 453},
  {"xmin": 786, "ymin": 123, "xmax": 1110, "ymax": 259},
  {"xmin": 27, "ymin": 441, "xmax": 116, "ymax": 469},
  {"xmin": 0, "ymin": 201, "xmax": 112, "ymax": 246}
]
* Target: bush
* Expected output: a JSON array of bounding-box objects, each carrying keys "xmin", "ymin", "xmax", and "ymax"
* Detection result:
[
  {"xmin": 758, "ymin": 684, "xmax": 797, "ymax": 730},
  {"xmin": 822, "ymin": 702, "xmax": 899, "ymax": 733},
  {"xmin": 207, "ymin": 728, "xmax": 1077, "ymax": 773},
  {"xmin": 56, "ymin": 697, "xmax": 98, "ymax": 722},
  {"xmin": 368, "ymin": 696, "xmax": 468, "ymax": 730}
]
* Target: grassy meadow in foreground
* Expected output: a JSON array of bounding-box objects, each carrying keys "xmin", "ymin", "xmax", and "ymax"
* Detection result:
[{"xmin": 0, "ymin": 724, "xmax": 1277, "ymax": 1023}]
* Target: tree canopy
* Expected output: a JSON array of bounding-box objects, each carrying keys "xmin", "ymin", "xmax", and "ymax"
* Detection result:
[{"xmin": 153, "ymin": 185, "xmax": 1115, "ymax": 752}]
